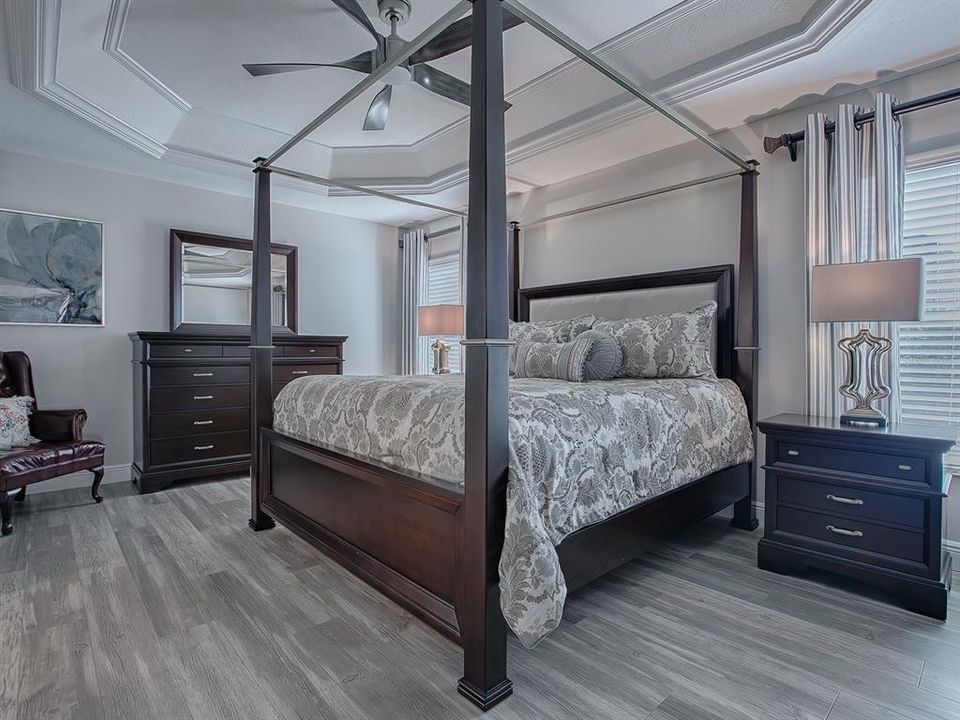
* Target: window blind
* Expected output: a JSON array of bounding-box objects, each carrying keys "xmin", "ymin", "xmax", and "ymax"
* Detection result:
[
  {"xmin": 899, "ymin": 160, "xmax": 960, "ymax": 467},
  {"xmin": 425, "ymin": 253, "xmax": 462, "ymax": 373}
]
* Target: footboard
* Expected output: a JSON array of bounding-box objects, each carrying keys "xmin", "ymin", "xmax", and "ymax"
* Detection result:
[{"xmin": 259, "ymin": 428, "xmax": 464, "ymax": 640}]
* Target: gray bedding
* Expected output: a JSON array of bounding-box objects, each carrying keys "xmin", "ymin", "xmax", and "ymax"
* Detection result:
[{"xmin": 273, "ymin": 374, "xmax": 753, "ymax": 647}]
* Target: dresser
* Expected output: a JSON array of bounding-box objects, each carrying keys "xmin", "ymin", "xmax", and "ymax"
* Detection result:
[
  {"xmin": 758, "ymin": 414, "xmax": 956, "ymax": 619},
  {"xmin": 130, "ymin": 332, "xmax": 346, "ymax": 493}
]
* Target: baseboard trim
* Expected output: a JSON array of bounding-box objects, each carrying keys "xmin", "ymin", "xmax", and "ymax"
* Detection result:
[{"xmin": 17, "ymin": 463, "xmax": 130, "ymax": 495}]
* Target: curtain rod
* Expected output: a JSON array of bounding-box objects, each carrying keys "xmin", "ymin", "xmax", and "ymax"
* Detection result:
[
  {"xmin": 425, "ymin": 224, "xmax": 461, "ymax": 240},
  {"xmin": 763, "ymin": 86, "xmax": 960, "ymax": 161},
  {"xmin": 518, "ymin": 168, "xmax": 748, "ymax": 229}
]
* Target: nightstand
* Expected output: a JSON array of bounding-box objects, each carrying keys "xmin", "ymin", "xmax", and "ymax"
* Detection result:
[{"xmin": 757, "ymin": 414, "xmax": 956, "ymax": 619}]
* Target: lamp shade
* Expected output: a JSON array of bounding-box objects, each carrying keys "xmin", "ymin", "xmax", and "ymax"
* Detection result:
[
  {"xmin": 811, "ymin": 258, "xmax": 923, "ymax": 323},
  {"xmin": 418, "ymin": 304, "xmax": 464, "ymax": 336}
]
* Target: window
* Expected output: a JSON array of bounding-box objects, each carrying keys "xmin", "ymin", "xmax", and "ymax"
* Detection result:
[
  {"xmin": 424, "ymin": 252, "xmax": 462, "ymax": 373},
  {"xmin": 899, "ymin": 160, "xmax": 960, "ymax": 467}
]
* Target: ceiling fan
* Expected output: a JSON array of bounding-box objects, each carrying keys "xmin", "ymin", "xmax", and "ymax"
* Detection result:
[{"xmin": 243, "ymin": 0, "xmax": 523, "ymax": 131}]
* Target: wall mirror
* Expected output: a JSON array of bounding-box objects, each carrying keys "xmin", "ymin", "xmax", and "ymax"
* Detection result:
[{"xmin": 170, "ymin": 229, "xmax": 297, "ymax": 334}]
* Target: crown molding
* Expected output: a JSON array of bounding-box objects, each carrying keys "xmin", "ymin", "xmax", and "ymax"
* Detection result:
[
  {"xmin": 5, "ymin": 0, "xmax": 167, "ymax": 158},
  {"xmin": 103, "ymin": 0, "xmax": 192, "ymax": 112},
  {"xmin": 330, "ymin": 0, "xmax": 870, "ymax": 195}
]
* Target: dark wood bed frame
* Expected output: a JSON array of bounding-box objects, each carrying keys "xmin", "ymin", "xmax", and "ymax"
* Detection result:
[{"xmin": 245, "ymin": 0, "xmax": 760, "ymax": 710}]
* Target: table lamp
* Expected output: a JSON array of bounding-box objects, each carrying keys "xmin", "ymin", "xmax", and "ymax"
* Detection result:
[
  {"xmin": 418, "ymin": 304, "xmax": 464, "ymax": 374},
  {"xmin": 811, "ymin": 258, "xmax": 923, "ymax": 426}
]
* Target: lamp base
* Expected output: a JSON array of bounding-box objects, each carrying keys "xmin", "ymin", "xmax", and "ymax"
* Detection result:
[
  {"xmin": 837, "ymin": 327, "xmax": 892, "ymax": 428},
  {"xmin": 431, "ymin": 338, "xmax": 450, "ymax": 375}
]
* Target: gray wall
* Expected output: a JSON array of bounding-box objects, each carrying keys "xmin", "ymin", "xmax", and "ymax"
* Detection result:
[
  {"xmin": 0, "ymin": 149, "xmax": 400, "ymax": 482},
  {"xmin": 511, "ymin": 61, "xmax": 960, "ymax": 544}
]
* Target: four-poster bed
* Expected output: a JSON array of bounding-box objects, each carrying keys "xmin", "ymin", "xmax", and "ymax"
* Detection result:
[{"xmin": 246, "ymin": 0, "xmax": 760, "ymax": 710}]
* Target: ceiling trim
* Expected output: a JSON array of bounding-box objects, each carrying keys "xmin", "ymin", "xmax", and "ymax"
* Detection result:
[
  {"xmin": 103, "ymin": 0, "xmax": 192, "ymax": 112},
  {"xmin": 5, "ymin": 0, "xmax": 168, "ymax": 158},
  {"xmin": 330, "ymin": 0, "xmax": 871, "ymax": 195}
]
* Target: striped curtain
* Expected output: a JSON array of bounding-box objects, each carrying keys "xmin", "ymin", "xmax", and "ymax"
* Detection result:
[
  {"xmin": 400, "ymin": 226, "xmax": 430, "ymax": 374},
  {"xmin": 804, "ymin": 94, "xmax": 905, "ymax": 419}
]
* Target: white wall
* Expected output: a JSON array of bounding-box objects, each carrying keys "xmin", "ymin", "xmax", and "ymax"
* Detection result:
[
  {"xmin": 0, "ymin": 150, "xmax": 400, "ymax": 484},
  {"xmin": 511, "ymin": 61, "xmax": 960, "ymax": 544}
]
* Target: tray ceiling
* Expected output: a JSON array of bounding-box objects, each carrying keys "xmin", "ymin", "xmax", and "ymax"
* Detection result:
[{"xmin": 3, "ymin": 0, "xmax": 960, "ymax": 225}]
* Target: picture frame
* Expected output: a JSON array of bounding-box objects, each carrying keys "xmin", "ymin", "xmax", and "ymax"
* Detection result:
[{"xmin": 0, "ymin": 208, "xmax": 104, "ymax": 327}]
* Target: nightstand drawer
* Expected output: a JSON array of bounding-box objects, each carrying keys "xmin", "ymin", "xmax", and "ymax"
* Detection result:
[
  {"xmin": 778, "ymin": 506, "xmax": 925, "ymax": 563},
  {"xmin": 778, "ymin": 476, "xmax": 925, "ymax": 529},
  {"xmin": 777, "ymin": 442, "xmax": 925, "ymax": 482}
]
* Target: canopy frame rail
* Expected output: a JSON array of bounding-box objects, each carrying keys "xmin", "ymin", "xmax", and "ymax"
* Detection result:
[
  {"xmin": 763, "ymin": 86, "xmax": 960, "ymax": 161},
  {"xmin": 502, "ymin": 0, "xmax": 753, "ymax": 172}
]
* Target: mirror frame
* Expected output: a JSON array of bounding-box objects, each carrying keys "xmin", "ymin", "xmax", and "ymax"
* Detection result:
[{"xmin": 169, "ymin": 229, "xmax": 298, "ymax": 334}]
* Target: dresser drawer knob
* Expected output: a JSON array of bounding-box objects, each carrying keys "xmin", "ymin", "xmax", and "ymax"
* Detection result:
[
  {"xmin": 291, "ymin": 370, "xmax": 309, "ymax": 375},
  {"xmin": 192, "ymin": 372, "xmax": 214, "ymax": 378},
  {"xmin": 826, "ymin": 524, "xmax": 863, "ymax": 538},
  {"xmin": 193, "ymin": 395, "xmax": 214, "ymax": 401},
  {"xmin": 194, "ymin": 444, "xmax": 214, "ymax": 451},
  {"xmin": 898, "ymin": 464, "xmax": 913, "ymax": 471},
  {"xmin": 826, "ymin": 494, "xmax": 864, "ymax": 506},
  {"xmin": 193, "ymin": 420, "xmax": 214, "ymax": 426},
  {"xmin": 786, "ymin": 449, "xmax": 800, "ymax": 457}
]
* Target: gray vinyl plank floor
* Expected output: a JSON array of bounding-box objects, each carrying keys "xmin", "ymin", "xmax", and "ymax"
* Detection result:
[{"xmin": 1, "ymin": 478, "xmax": 957, "ymax": 720}]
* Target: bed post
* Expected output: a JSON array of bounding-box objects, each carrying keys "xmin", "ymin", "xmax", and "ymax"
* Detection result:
[
  {"xmin": 249, "ymin": 159, "xmax": 276, "ymax": 532},
  {"xmin": 509, "ymin": 221, "xmax": 520, "ymax": 321},
  {"xmin": 458, "ymin": 0, "xmax": 512, "ymax": 710},
  {"xmin": 732, "ymin": 162, "xmax": 760, "ymax": 531}
]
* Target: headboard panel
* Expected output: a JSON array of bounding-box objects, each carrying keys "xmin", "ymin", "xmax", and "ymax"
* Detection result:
[{"xmin": 516, "ymin": 265, "xmax": 734, "ymax": 380}]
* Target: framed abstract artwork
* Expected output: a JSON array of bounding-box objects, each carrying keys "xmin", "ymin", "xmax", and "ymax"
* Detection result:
[{"xmin": 0, "ymin": 208, "xmax": 104, "ymax": 326}]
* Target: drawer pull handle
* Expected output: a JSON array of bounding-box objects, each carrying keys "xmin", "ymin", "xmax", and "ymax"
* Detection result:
[
  {"xmin": 309, "ymin": 349, "xmax": 316, "ymax": 353},
  {"xmin": 826, "ymin": 525, "xmax": 863, "ymax": 538},
  {"xmin": 192, "ymin": 372, "xmax": 214, "ymax": 378},
  {"xmin": 193, "ymin": 395, "xmax": 213, "ymax": 400},
  {"xmin": 183, "ymin": 348, "xmax": 192, "ymax": 353},
  {"xmin": 194, "ymin": 444, "xmax": 214, "ymax": 451},
  {"xmin": 193, "ymin": 420, "xmax": 214, "ymax": 426},
  {"xmin": 291, "ymin": 370, "xmax": 309, "ymax": 375},
  {"xmin": 898, "ymin": 464, "xmax": 913, "ymax": 471},
  {"xmin": 827, "ymin": 494, "xmax": 864, "ymax": 506},
  {"xmin": 786, "ymin": 450, "xmax": 800, "ymax": 457}
]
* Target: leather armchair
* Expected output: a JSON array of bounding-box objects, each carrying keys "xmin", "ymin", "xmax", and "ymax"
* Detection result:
[{"xmin": 0, "ymin": 351, "xmax": 105, "ymax": 536}]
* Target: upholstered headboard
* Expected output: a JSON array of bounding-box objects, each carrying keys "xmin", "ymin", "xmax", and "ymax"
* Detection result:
[{"xmin": 516, "ymin": 265, "xmax": 735, "ymax": 379}]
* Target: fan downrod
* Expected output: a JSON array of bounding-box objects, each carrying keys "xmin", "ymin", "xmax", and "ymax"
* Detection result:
[{"xmin": 378, "ymin": 0, "xmax": 411, "ymax": 28}]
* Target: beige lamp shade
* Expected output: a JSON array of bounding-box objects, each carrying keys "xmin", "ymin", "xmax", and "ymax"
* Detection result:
[
  {"xmin": 418, "ymin": 304, "xmax": 464, "ymax": 336},
  {"xmin": 811, "ymin": 258, "xmax": 923, "ymax": 323}
]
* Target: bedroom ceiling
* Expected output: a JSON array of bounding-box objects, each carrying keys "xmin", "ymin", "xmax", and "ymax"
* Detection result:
[{"xmin": 2, "ymin": 0, "xmax": 959, "ymax": 225}]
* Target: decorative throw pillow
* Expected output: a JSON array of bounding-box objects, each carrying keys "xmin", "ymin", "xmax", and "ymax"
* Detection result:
[
  {"xmin": 509, "ymin": 315, "xmax": 595, "ymax": 375},
  {"xmin": 593, "ymin": 302, "xmax": 716, "ymax": 379},
  {"xmin": 514, "ymin": 330, "xmax": 620, "ymax": 382},
  {"xmin": 577, "ymin": 330, "xmax": 623, "ymax": 381},
  {"xmin": 0, "ymin": 396, "xmax": 41, "ymax": 450}
]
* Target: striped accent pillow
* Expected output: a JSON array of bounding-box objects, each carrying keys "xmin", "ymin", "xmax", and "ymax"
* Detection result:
[{"xmin": 514, "ymin": 331, "xmax": 620, "ymax": 382}]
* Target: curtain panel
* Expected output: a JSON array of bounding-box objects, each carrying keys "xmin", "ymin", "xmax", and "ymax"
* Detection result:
[
  {"xmin": 804, "ymin": 94, "xmax": 905, "ymax": 420},
  {"xmin": 400, "ymin": 226, "xmax": 430, "ymax": 375}
]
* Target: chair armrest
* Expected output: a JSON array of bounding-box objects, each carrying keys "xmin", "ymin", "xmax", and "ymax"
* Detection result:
[{"xmin": 30, "ymin": 409, "xmax": 88, "ymax": 442}]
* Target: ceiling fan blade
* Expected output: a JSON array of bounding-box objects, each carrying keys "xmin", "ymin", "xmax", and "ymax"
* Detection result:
[
  {"xmin": 363, "ymin": 85, "xmax": 393, "ymax": 131},
  {"xmin": 244, "ymin": 52, "xmax": 373, "ymax": 77},
  {"xmin": 408, "ymin": 9, "xmax": 524, "ymax": 65},
  {"xmin": 330, "ymin": 0, "xmax": 381, "ymax": 43},
  {"xmin": 411, "ymin": 64, "xmax": 511, "ymax": 111}
]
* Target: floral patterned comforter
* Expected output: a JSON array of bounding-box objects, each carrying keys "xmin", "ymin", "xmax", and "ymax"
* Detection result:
[{"xmin": 273, "ymin": 374, "xmax": 753, "ymax": 647}]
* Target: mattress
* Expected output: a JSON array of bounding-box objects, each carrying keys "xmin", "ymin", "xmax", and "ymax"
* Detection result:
[{"xmin": 274, "ymin": 374, "xmax": 753, "ymax": 646}]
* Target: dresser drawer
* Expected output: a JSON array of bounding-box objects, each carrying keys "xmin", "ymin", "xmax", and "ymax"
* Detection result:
[
  {"xmin": 273, "ymin": 364, "xmax": 338, "ymax": 384},
  {"xmin": 151, "ymin": 344, "xmax": 222, "ymax": 358},
  {"xmin": 777, "ymin": 441, "xmax": 925, "ymax": 482},
  {"xmin": 151, "ymin": 385, "xmax": 250, "ymax": 412},
  {"xmin": 282, "ymin": 344, "xmax": 339, "ymax": 358},
  {"xmin": 150, "ymin": 431, "xmax": 250, "ymax": 467},
  {"xmin": 778, "ymin": 475, "xmax": 925, "ymax": 529},
  {"xmin": 150, "ymin": 408, "xmax": 249, "ymax": 439},
  {"xmin": 222, "ymin": 345, "xmax": 251, "ymax": 358},
  {"xmin": 777, "ymin": 506, "xmax": 925, "ymax": 563},
  {"xmin": 151, "ymin": 365, "xmax": 249, "ymax": 387}
]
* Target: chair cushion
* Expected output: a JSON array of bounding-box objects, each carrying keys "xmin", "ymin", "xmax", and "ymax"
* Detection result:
[{"xmin": 0, "ymin": 440, "xmax": 105, "ymax": 489}]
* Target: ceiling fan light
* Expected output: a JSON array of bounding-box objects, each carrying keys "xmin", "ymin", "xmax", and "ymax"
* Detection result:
[{"xmin": 383, "ymin": 65, "xmax": 412, "ymax": 86}]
